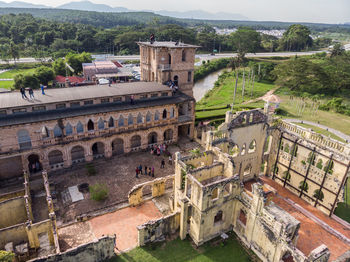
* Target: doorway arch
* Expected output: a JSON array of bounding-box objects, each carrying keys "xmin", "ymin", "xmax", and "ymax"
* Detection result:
[
  {"xmin": 112, "ymin": 138, "xmax": 124, "ymax": 155},
  {"xmin": 28, "ymin": 154, "xmax": 42, "ymax": 174},
  {"xmin": 148, "ymin": 132, "xmax": 158, "ymax": 145},
  {"xmin": 92, "ymin": 142, "xmax": 105, "ymax": 158}
]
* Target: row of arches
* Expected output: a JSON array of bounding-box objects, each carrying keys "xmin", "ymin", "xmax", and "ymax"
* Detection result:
[
  {"xmin": 228, "ymin": 140, "xmax": 257, "ymax": 157},
  {"xmin": 45, "ymin": 109, "xmax": 175, "ymax": 138},
  {"xmin": 27, "ymin": 129, "xmax": 174, "ymax": 172}
]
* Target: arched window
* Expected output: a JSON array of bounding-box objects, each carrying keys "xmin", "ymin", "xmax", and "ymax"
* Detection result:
[
  {"xmin": 53, "ymin": 125, "xmax": 63, "ymax": 137},
  {"xmin": 17, "ymin": 129, "xmax": 32, "ymax": 149},
  {"xmin": 214, "ymin": 210, "xmax": 223, "ymax": 224},
  {"xmin": 98, "ymin": 118, "xmax": 105, "ymax": 130},
  {"xmin": 314, "ymin": 189, "xmax": 324, "ymax": 201},
  {"xmin": 170, "ymin": 108, "xmax": 175, "ymax": 118},
  {"xmin": 238, "ymin": 209, "xmax": 247, "ymax": 226},
  {"xmin": 174, "ymin": 75, "xmax": 178, "ymax": 86},
  {"xmin": 211, "ymin": 188, "xmax": 219, "ymax": 200},
  {"xmin": 137, "ymin": 113, "xmax": 143, "ymax": 124},
  {"xmin": 76, "ymin": 121, "xmax": 84, "ymax": 133},
  {"xmin": 162, "ymin": 109, "xmax": 167, "ymax": 119},
  {"xmin": 146, "ymin": 111, "xmax": 152, "ymax": 122},
  {"xmin": 41, "ymin": 126, "xmax": 49, "ymax": 138},
  {"xmin": 108, "ymin": 117, "xmax": 114, "ymax": 128},
  {"xmin": 168, "ymin": 54, "xmax": 171, "ymax": 64},
  {"xmin": 164, "ymin": 129, "xmax": 173, "ymax": 141},
  {"xmin": 182, "ymin": 50, "xmax": 186, "ymax": 61},
  {"xmin": 299, "ymin": 181, "xmax": 309, "ymax": 192},
  {"xmin": 155, "ymin": 111, "xmax": 160, "ymax": 121},
  {"xmin": 87, "ymin": 119, "xmax": 94, "ymax": 131},
  {"xmin": 316, "ymin": 159, "xmax": 323, "ymax": 169},
  {"xmin": 65, "ymin": 123, "xmax": 73, "ymax": 135},
  {"xmin": 241, "ymin": 144, "xmax": 246, "ymax": 155},
  {"xmin": 118, "ymin": 115, "xmax": 124, "ymax": 127},
  {"xmin": 248, "ymin": 140, "xmax": 256, "ymax": 153},
  {"xmin": 128, "ymin": 114, "xmax": 134, "ymax": 125}
]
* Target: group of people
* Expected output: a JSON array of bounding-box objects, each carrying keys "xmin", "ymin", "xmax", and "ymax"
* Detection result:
[
  {"xmin": 135, "ymin": 164, "xmax": 154, "ymax": 178},
  {"xmin": 167, "ymin": 80, "xmax": 179, "ymax": 95},
  {"xmin": 19, "ymin": 84, "xmax": 46, "ymax": 100},
  {"xmin": 150, "ymin": 143, "xmax": 168, "ymax": 156}
]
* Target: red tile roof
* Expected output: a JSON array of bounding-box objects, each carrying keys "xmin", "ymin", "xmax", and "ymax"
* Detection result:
[{"xmin": 55, "ymin": 75, "xmax": 85, "ymax": 84}]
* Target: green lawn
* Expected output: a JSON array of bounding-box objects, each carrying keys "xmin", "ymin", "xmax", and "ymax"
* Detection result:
[
  {"xmin": 0, "ymin": 68, "xmax": 36, "ymax": 79},
  {"xmin": 196, "ymin": 71, "xmax": 275, "ymax": 110},
  {"xmin": 292, "ymin": 122, "xmax": 346, "ymax": 143},
  {"xmin": 0, "ymin": 81, "xmax": 14, "ymax": 90},
  {"xmin": 275, "ymin": 89, "xmax": 350, "ymax": 136},
  {"xmin": 110, "ymin": 236, "xmax": 251, "ymax": 262}
]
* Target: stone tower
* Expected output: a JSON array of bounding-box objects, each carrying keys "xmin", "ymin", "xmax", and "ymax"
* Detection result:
[{"xmin": 137, "ymin": 41, "xmax": 199, "ymax": 97}]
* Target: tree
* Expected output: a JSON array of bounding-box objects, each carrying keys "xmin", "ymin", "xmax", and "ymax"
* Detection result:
[
  {"xmin": 66, "ymin": 52, "xmax": 92, "ymax": 74},
  {"xmin": 52, "ymin": 58, "xmax": 66, "ymax": 76},
  {"xmin": 230, "ymin": 27, "xmax": 261, "ymax": 64},
  {"xmin": 330, "ymin": 43, "xmax": 345, "ymax": 57},
  {"xmin": 278, "ymin": 24, "xmax": 313, "ymax": 51},
  {"xmin": 9, "ymin": 41, "xmax": 19, "ymax": 64},
  {"xmin": 14, "ymin": 73, "xmax": 40, "ymax": 89},
  {"xmin": 34, "ymin": 66, "xmax": 55, "ymax": 85}
]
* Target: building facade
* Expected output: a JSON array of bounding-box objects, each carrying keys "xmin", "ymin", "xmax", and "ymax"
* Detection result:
[
  {"xmin": 138, "ymin": 41, "xmax": 199, "ymax": 97},
  {"xmin": 0, "ymin": 42, "xmax": 197, "ymax": 180}
]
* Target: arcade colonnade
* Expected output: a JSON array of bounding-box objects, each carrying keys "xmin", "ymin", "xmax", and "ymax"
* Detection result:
[{"xmin": 22, "ymin": 126, "xmax": 176, "ymax": 173}]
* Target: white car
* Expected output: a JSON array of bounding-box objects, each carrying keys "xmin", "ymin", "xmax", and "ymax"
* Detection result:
[{"xmin": 98, "ymin": 78, "xmax": 109, "ymax": 85}]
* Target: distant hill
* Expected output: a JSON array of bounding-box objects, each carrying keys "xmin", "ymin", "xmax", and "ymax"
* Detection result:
[
  {"xmin": 57, "ymin": 1, "xmax": 131, "ymax": 13},
  {"xmin": 0, "ymin": 0, "xmax": 49, "ymax": 8},
  {"xmin": 155, "ymin": 10, "xmax": 249, "ymax": 21},
  {"xmin": 0, "ymin": 7, "xmax": 348, "ymax": 33}
]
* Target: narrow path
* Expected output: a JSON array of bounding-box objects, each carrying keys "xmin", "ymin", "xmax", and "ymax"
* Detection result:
[
  {"xmin": 284, "ymin": 119, "xmax": 350, "ymax": 143},
  {"xmin": 241, "ymin": 87, "xmax": 279, "ymax": 105}
]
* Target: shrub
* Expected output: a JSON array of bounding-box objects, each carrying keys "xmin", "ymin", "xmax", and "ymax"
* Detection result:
[
  {"xmin": 0, "ymin": 250, "xmax": 15, "ymax": 262},
  {"xmin": 85, "ymin": 163, "xmax": 96, "ymax": 176},
  {"xmin": 89, "ymin": 183, "xmax": 108, "ymax": 201}
]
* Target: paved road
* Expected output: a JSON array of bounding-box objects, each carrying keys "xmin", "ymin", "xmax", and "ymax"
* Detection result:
[
  {"xmin": 0, "ymin": 51, "xmax": 325, "ymax": 64},
  {"xmin": 284, "ymin": 119, "xmax": 350, "ymax": 143}
]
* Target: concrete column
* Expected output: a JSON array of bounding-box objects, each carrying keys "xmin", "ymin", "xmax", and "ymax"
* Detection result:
[
  {"xmin": 179, "ymin": 198, "xmax": 189, "ymax": 240},
  {"xmin": 105, "ymin": 141, "xmax": 112, "ymax": 158},
  {"xmin": 26, "ymin": 223, "xmax": 39, "ymax": 249}
]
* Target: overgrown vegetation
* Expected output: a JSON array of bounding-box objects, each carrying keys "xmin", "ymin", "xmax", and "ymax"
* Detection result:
[
  {"xmin": 85, "ymin": 163, "xmax": 97, "ymax": 176},
  {"xmin": 0, "ymin": 250, "xmax": 14, "ymax": 262},
  {"xmin": 89, "ymin": 183, "xmax": 108, "ymax": 201},
  {"xmin": 110, "ymin": 235, "xmax": 251, "ymax": 262}
]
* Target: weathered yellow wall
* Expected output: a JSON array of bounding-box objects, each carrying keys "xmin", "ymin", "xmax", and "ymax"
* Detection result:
[
  {"xmin": 0, "ymin": 223, "xmax": 28, "ymax": 248},
  {"xmin": 0, "ymin": 189, "xmax": 25, "ymax": 202},
  {"xmin": 0, "ymin": 197, "xmax": 27, "ymax": 228}
]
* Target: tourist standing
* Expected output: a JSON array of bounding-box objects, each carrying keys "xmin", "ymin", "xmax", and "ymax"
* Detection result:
[
  {"xmin": 40, "ymin": 84, "xmax": 45, "ymax": 95},
  {"xmin": 148, "ymin": 167, "xmax": 152, "ymax": 176},
  {"xmin": 28, "ymin": 88, "xmax": 34, "ymax": 99},
  {"xmin": 144, "ymin": 165, "xmax": 148, "ymax": 175},
  {"xmin": 161, "ymin": 159, "xmax": 165, "ymax": 169},
  {"xmin": 151, "ymin": 167, "xmax": 154, "ymax": 177},
  {"xmin": 168, "ymin": 155, "xmax": 172, "ymax": 165},
  {"xmin": 135, "ymin": 167, "xmax": 139, "ymax": 178},
  {"xmin": 138, "ymin": 164, "xmax": 143, "ymax": 175},
  {"xmin": 20, "ymin": 87, "xmax": 27, "ymax": 99}
]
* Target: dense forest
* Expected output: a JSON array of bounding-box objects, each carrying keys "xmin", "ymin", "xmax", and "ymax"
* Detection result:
[
  {"xmin": 0, "ymin": 8, "xmax": 349, "ymax": 33},
  {"xmin": 0, "ymin": 13, "xmax": 336, "ymax": 59}
]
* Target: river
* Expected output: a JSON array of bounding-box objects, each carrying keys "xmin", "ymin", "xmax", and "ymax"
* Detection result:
[{"xmin": 193, "ymin": 68, "xmax": 226, "ymax": 102}]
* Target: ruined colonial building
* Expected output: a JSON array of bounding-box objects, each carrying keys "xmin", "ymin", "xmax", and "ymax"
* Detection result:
[
  {"xmin": 130, "ymin": 109, "xmax": 350, "ymax": 262},
  {"xmin": 0, "ymin": 41, "xmax": 198, "ymax": 180}
]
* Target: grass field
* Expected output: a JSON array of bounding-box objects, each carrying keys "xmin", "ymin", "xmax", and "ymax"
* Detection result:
[
  {"xmin": 292, "ymin": 122, "xmax": 346, "ymax": 143},
  {"xmin": 0, "ymin": 68, "xmax": 37, "ymax": 90},
  {"xmin": 196, "ymin": 71, "xmax": 275, "ymax": 110},
  {"xmin": 275, "ymin": 87, "xmax": 350, "ymax": 136},
  {"xmin": 0, "ymin": 81, "xmax": 14, "ymax": 90},
  {"xmin": 109, "ymin": 236, "xmax": 251, "ymax": 262},
  {"xmin": 0, "ymin": 68, "xmax": 36, "ymax": 79}
]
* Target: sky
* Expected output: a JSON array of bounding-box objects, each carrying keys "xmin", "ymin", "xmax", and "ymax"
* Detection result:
[{"xmin": 3, "ymin": 0, "xmax": 350, "ymax": 24}]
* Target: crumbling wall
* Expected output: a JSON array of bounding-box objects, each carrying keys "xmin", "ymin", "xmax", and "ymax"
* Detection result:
[
  {"xmin": 0, "ymin": 189, "xmax": 25, "ymax": 202},
  {"xmin": 28, "ymin": 235, "xmax": 116, "ymax": 262},
  {"xmin": 0, "ymin": 223, "xmax": 28, "ymax": 248},
  {"xmin": 0, "ymin": 197, "xmax": 27, "ymax": 228},
  {"xmin": 137, "ymin": 212, "xmax": 180, "ymax": 246}
]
